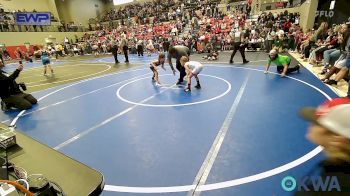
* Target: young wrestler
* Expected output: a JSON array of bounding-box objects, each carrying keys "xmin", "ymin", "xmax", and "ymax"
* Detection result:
[
  {"xmin": 180, "ymin": 56, "xmax": 203, "ymax": 92},
  {"xmin": 41, "ymin": 47, "xmax": 54, "ymax": 76},
  {"xmin": 150, "ymin": 53, "xmax": 166, "ymax": 86}
]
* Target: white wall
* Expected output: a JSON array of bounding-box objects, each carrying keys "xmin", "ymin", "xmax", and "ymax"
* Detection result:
[
  {"xmin": 0, "ymin": 32, "xmax": 85, "ymax": 46},
  {"xmin": 46, "ymin": 0, "xmax": 60, "ymax": 21},
  {"xmin": 55, "ymin": 0, "xmax": 112, "ymax": 26}
]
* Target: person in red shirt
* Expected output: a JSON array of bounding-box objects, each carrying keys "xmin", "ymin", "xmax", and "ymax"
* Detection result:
[{"xmin": 283, "ymin": 20, "xmax": 292, "ymax": 32}]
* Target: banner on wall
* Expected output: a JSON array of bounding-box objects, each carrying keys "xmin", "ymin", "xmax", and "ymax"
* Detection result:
[{"xmin": 15, "ymin": 12, "xmax": 51, "ymax": 26}]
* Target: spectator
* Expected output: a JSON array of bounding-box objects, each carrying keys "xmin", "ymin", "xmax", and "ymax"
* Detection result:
[
  {"xmin": 309, "ymin": 29, "xmax": 335, "ymax": 65},
  {"xmin": 297, "ymin": 98, "xmax": 350, "ymax": 194},
  {"xmin": 0, "ymin": 62, "xmax": 37, "ymax": 111},
  {"xmin": 110, "ymin": 41, "xmax": 118, "ymax": 64},
  {"xmin": 120, "ymin": 33, "xmax": 129, "ymax": 63},
  {"xmin": 321, "ymin": 24, "xmax": 350, "ymax": 84},
  {"xmin": 303, "ymin": 22, "xmax": 329, "ymax": 59}
]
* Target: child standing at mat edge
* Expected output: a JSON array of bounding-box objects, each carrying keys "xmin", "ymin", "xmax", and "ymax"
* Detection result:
[
  {"xmin": 180, "ymin": 56, "xmax": 203, "ymax": 92},
  {"xmin": 41, "ymin": 47, "xmax": 54, "ymax": 76},
  {"xmin": 150, "ymin": 53, "xmax": 166, "ymax": 86}
]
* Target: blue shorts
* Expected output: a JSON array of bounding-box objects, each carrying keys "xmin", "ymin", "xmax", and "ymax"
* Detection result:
[{"xmin": 42, "ymin": 57, "xmax": 50, "ymax": 65}]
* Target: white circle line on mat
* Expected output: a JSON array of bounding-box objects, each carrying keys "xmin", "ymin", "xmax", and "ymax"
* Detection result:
[
  {"xmin": 105, "ymin": 66, "xmax": 332, "ymax": 193},
  {"xmin": 6, "ymin": 64, "xmax": 331, "ymax": 193},
  {"xmin": 116, "ymin": 74, "xmax": 232, "ymax": 107}
]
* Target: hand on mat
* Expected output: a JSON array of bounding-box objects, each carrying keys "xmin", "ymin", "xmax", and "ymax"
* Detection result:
[
  {"xmin": 281, "ymin": 73, "xmax": 286, "ymax": 77},
  {"xmin": 264, "ymin": 71, "xmax": 268, "ymax": 74}
]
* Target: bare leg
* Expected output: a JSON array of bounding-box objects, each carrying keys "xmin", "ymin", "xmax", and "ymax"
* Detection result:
[
  {"xmin": 154, "ymin": 70, "xmax": 160, "ymax": 85},
  {"xmin": 194, "ymin": 74, "xmax": 201, "ymax": 89},
  {"xmin": 185, "ymin": 71, "xmax": 193, "ymax": 92},
  {"xmin": 43, "ymin": 65, "xmax": 47, "ymax": 75},
  {"xmin": 335, "ymin": 67, "xmax": 349, "ymax": 82},
  {"xmin": 48, "ymin": 64, "xmax": 54, "ymax": 74}
]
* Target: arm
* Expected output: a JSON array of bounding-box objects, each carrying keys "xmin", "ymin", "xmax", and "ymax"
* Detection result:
[
  {"xmin": 0, "ymin": 66, "xmax": 22, "ymax": 83},
  {"xmin": 185, "ymin": 47, "xmax": 190, "ymax": 57},
  {"xmin": 184, "ymin": 63, "xmax": 192, "ymax": 73},
  {"xmin": 265, "ymin": 61, "xmax": 271, "ymax": 73},
  {"xmin": 167, "ymin": 54, "xmax": 176, "ymax": 74},
  {"xmin": 184, "ymin": 63, "xmax": 192, "ymax": 84},
  {"xmin": 281, "ymin": 63, "xmax": 289, "ymax": 77},
  {"xmin": 8, "ymin": 68, "xmax": 21, "ymax": 81}
]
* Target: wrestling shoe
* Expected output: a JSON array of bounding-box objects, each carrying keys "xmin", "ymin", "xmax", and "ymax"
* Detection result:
[
  {"xmin": 296, "ymin": 64, "xmax": 301, "ymax": 73},
  {"xmin": 325, "ymin": 79, "xmax": 337, "ymax": 85}
]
